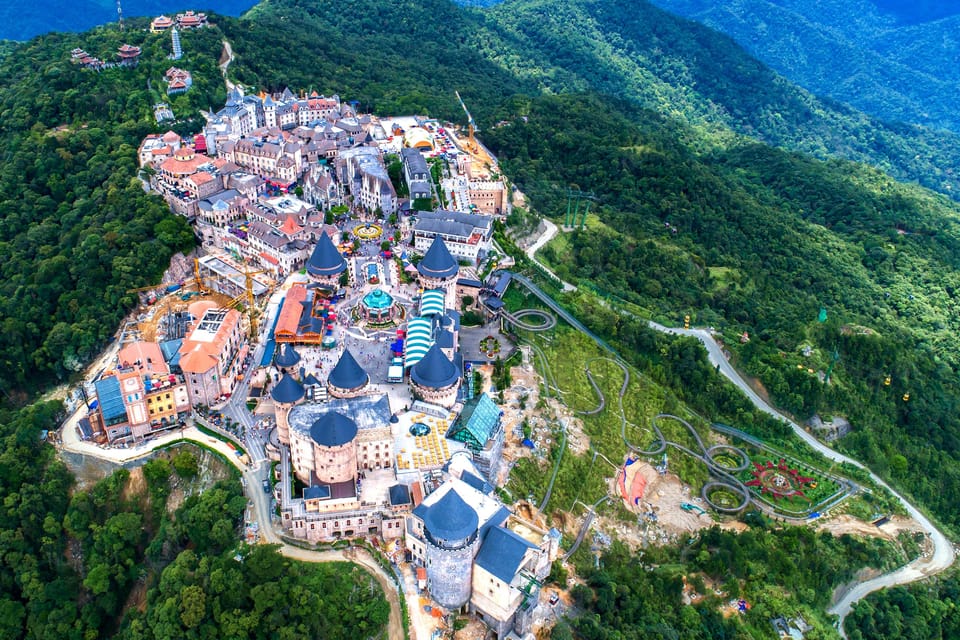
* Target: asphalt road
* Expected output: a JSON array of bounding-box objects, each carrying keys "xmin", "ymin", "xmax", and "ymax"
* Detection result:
[{"xmin": 649, "ymin": 323, "xmax": 955, "ymax": 634}]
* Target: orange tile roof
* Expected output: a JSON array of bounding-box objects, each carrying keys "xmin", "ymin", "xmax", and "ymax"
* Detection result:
[
  {"xmin": 279, "ymin": 214, "xmax": 303, "ymax": 236},
  {"xmin": 275, "ymin": 285, "xmax": 307, "ymax": 336},
  {"xmin": 259, "ymin": 251, "xmax": 279, "ymax": 266},
  {"xmin": 188, "ymin": 171, "xmax": 215, "ymax": 186},
  {"xmin": 118, "ymin": 341, "xmax": 169, "ymax": 375},
  {"xmin": 160, "ymin": 152, "xmax": 209, "ymax": 176},
  {"xmin": 178, "ymin": 309, "xmax": 241, "ymax": 374}
]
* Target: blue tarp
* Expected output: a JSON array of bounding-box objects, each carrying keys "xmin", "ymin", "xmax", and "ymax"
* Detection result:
[
  {"xmin": 260, "ymin": 300, "xmax": 284, "ymax": 367},
  {"xmin": 522, "ymin": 439, "xmax": 535, "ymax": 449}
]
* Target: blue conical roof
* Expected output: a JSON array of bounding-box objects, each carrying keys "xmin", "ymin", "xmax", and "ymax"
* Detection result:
[
  {"xmin": 328, "ymin": 348, "xmax": 368, "ymax": 390},
  {"xmin": 411, "ymin": 344, "xmax": 459, "ymax": 389},
  {"xmin": 309, "ymin": 411, "xmax": 358, "ymax": 447},
  {"xmin": 271, "ymin": 373, "xmax": 304, "ymax": 404},
  {"xmin": 423, "ymin": 489, "xmax": 478, "ymax": 542},
  {"xmin": 417, "ymin": 236, "xmax": 459, "ymax": 280},
  {"xmin": 307, "ymin": 233, "xmax": 347, "ymax": 278},
  {"xmin": 274, "ymin": 343, "xmax": 301, "ymax": 368}
]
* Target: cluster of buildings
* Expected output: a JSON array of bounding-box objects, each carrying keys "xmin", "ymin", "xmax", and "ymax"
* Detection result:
[
  {"xmin": 150, "ymin": 11, "xmax": 208, "ymax": 33},
  {"xmin": 124, "ymin": 83, "xmax": 539, "ymax": 635},
  {"xmin": 71, "ymin": 43, "xmax": 141, "ymax": 70},
  {"xmin": 84, "ymin": 301, "xmax": 246, "ymax": 442},
  {"xmin": 165, "ymin": 67, "xmax": 192, "ymax": 95}
]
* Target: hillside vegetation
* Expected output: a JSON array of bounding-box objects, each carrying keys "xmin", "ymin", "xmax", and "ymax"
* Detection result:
[
  {"xmin": 0, "ymin": 1, "xmax": 258, "ymax": 41},
  {"xmin": 486, "ymin": 93, "xmax": 960, "ymax": 534},
  {"xmin": 3, "ymin": 0, "xmax": 960, "ymax": 636},
  {"xmin": 649, "ymin": 0, "xmax": 960, "ymax": 132}
]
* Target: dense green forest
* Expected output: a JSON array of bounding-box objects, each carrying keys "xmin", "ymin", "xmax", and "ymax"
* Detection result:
[
  {"xmin": 559, "ymin": 526, "xmax": 893, "ymax": 639},
  {"xmin": 845, "ymin": 570, "xmax": 960, "ymax": 639},
  {"xmin": 228, "ymin": 0, "xmax": 960, "ymax": 203},
  {"xmin": 649, "ymin": 0, "xmax": 960, "ymax": 133}
]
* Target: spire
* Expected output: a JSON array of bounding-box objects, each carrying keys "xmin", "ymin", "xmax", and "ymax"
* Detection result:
[
  {"xmin": 306, "ymin": 232, "xmax": 347, "ymax": 278},
  {"xmin": 417, "ymin": 236, "xmax": 459, "ymax": 280}
]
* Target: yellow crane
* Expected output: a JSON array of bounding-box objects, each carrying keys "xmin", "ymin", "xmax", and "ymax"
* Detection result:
[{"xmin": 194, "ymin": 257, "xmax": 270, "ymax": 339}]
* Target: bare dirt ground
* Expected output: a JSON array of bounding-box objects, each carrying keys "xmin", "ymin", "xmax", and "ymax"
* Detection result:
[
  {"xmin": 453, "ymin": 619, "xmax": 487, "ymax": 640},
  {"xmin": 619, "ymin": 461, "xmax": 710, "ymax": 534},
  {"xmin": 818, "ymin": 514, "xmax": 924, "ymax": 541}
]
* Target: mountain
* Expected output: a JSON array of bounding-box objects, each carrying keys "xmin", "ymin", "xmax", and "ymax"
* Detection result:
[
  {"xmin": 4, "ymin": 0, "xmax": 960, "ymax": 635},
  {"xmin": 647, "ymin": 0, "xmax": 960, "ymax": 132},
  {"xmin": 0, "ymin": 1, "xmax": 258, "ymax": 41}
]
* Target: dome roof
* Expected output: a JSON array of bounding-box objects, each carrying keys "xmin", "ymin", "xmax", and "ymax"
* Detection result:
[
  {"xmin": 417, "ymin": 236, "xmax": 458, "ymax": 280},
  {"xmin": 306, "ymin": 232, "xmax": 347, "ymax": 278},
  {"xmin": 410, "ymin": 344, "xmax": 459, "ymax": 389},
  {"xmin": 271, "ymin": 372, "xmax": 305, "ymax": 404},
  {"xmin": 328, "ymin": 349, "xmax": 369, "ymax": 390},
  {"xmin": 309, "ymin": 411, "xmax": 358, "ymax": 447},
  {"xmin": 423, "ymin": 489, "xmax": 478, "ymax": 542},
  {"xmin": 274, "ymin": 343, "xmax": 301, "ymax": 368}
]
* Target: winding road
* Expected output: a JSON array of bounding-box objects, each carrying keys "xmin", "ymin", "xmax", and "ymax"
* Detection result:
[
  {"xmin": 647, "ymin": 324, "xmax": 954, "ymax": 633},
  {"xmin": 507, "ymin": 272, "xmax": 954, "ymax": 634}
]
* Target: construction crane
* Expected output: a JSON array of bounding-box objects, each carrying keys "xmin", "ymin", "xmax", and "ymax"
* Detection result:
[
  {"xmin": 455, "ymin": 90, "xmax": 479, "ymax": 153},
  {"xmin": 194, "ymin": 257, "xmax": 270, "ymax": 339}
]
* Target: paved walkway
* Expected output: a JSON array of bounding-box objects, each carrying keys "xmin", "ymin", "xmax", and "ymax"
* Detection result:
[{"xmin": 524, "ymin": 218, "xmax": 576, "ymax": 292}]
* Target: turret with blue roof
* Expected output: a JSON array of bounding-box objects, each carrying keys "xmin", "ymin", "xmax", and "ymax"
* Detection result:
[
  {"xmin": 271, "ymin": 372, "xmax": 305, "ymax": 404},
  {"xmin": 327, "ymin": 348, "xmax": 369, "ymax": 397},
  {"xmin": 272, "ymin": 372, "xmax": 304, "ymax": 447},
  {"xmin": 420, "ymin": 489, "xmax": 479, "ymax": 546},
  {"xmin": 417, "ymin": 236, "xmax": 459, "ymax": 280},
  {"xmin": 306, "ymin": 232, "xmax": 347, "ymax": 281},
  {"xmin": 274, "ymin": 343, "xmax": 301, "ymax": 370},
  {"xmin": 411, "ymin": 343, "xmax": 459, "ymax": 389},
  {"xmin": 309, "ymin": 411, "xmax": 358, "ymax": 448}
]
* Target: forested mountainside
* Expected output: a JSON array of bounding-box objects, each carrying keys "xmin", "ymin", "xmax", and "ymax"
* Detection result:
[
  {"xmin": 0, "ymin": 1, "xmax": 257, "ymax": 41},
  {"xmin": 233, "ymin": 0, "xmax": 960, "ymax": 203},
  {"xmin": 649, "ymin": 0, "xmax": 960, "ymax": 132},
  {"xmin": 485, "ymin": 93, "xmax": 960, "ymax": 536},
  {"xmin": 3, "ymin": 0, "xmax": 960, "ymax": 636}
]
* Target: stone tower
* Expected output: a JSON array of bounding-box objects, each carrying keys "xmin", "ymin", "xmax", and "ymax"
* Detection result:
[
  {"xmin": 422, "ymin": 489, "xmax": 479, "ymax": 610},
  {"xmin": 271, "ymin": 372, "xmax": 304, "ymax": 446}
]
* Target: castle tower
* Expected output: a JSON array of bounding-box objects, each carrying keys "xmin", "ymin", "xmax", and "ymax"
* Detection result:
[
  {"xmin": 274, "ymin": 343, "xmax": 301, "ymax": 375},
  {"xmin": 416, "ymin": 236, "xmax": 459, "ymax": 309},
  {"xmin": 309, "ymin": 412, "xmax": 358, "ymax": 484},
  {"xmin": 306, "ymin": 232, "xmax": 348, "ymax": 288},
  {"xmin": 271, "ymin": 372, "xmax": 304, "ymax": 446},
  {"xmin": 263, "ymin": 94, "xmax": 277, "ymax": 128},
  {"xmin": 410, "ymin": 343, "xmax": 461, "ymax": 408},
  {"xmin": 422, "ymin": 489, "xmax": 479, "ymax": 610},
  {"xmin": 327, "ymin": 348, "xmax": 369, "ymax": 399}
]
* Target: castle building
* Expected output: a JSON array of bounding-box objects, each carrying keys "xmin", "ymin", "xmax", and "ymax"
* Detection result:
[
  {"xmin": 416, "ymin": 236, "xmax": 460, "ymax": 310},
  {"xmin": 413, "ymin": 210, "xmax": 493, "ymax": 267},
  {"xmin": 416, "ymin": 489, "xmax": 479, "ymax": 609},
  {"xmin": 327, "ymin": 349, "xmax": 370, "ymax": 399},
  {"xmin": 308, "ymin": 412, "xmax": 359, "ymax": 485},
  {"xmin": 305, "ymin": 231, "xmax": 348, "ymax": 287},
  {"xmin": 410, "ymin": 343, "xmax": 461, "ymax": 408},
  {"xmin": 271, "ymin": 372, "xmax": 304, "ymax": 447},
  {"xmin": 274, "ymin": 343, "xmax": 301, "ymax": 374}
]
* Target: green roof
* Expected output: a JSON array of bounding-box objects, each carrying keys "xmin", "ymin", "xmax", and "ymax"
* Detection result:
[{"xmin": 447, "ymin": 393, "xmax": 500, "ymax": 449}]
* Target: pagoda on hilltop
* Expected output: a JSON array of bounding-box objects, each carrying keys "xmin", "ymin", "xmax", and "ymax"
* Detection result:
[{"xmin": 117, "ymin": 44, "xmax": 142, "ymax": 68}]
